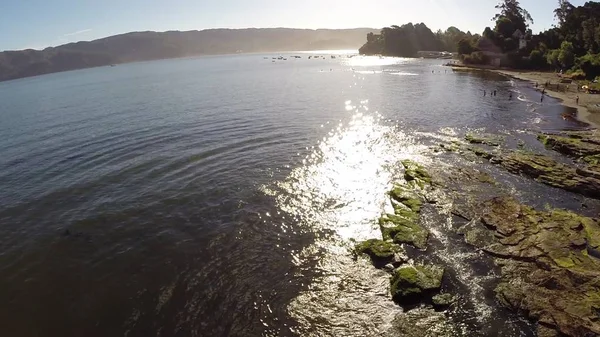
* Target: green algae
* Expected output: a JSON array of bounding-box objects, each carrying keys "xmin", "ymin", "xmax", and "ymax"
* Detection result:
[
  {"xmin": 467, "ymin": 197, "xmax": 600, "ymax": 336},
  {"xmin": 379, "ymin": 214, "xmax": 429, "ymax": 249},
  {"xmin": 355, "ymin": 239, "xmax": 406, "ymax": 266},
  {"xmin": 401, "ymin": 160, "xmax": 431, "ymax": 189},
  {"xmin": 390, "ymin": 264, "xmax": 444, "ymax": 301},
  {"xmin": 389, "ymin": 185, "xmax": 423, "ymax": 213},
  {"xmin": 465, "ymin": 133, "xmax": 502, "ymax": 146}
]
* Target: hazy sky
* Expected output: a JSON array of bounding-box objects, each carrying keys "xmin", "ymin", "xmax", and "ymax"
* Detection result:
[{"xmin": 0, "ymin": 0, "xmax": 587, "ymax": 51}]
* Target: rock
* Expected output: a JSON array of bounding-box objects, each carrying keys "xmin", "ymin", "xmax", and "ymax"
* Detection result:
[
  {"xmin": 389, "ymin": 185, "xmax": 423, "ymax": 213},
  {"xmin": 355, "ymin": 239, "xmax": 407, "ymax": 268},
  {"xmin": 390, "ymin": 264, "xmax": 444, "ymax": 303},
  {"xmin": 380, "ymin": 213, "xmax": 429, "ymax": 249},
  {"xmin": 385, "ymin": 308, "xmax": 460, "ymax": 337},
  {"xmin": 401, "ymin": 160, "xmax": 432, "ymax": 189},
  {"xmin": 465, "ymin": 133, "xmax": 503, "ymax": 146},
  {"xmin": 383, "ymin": 183, "xmax": 430, "ymax": 249},
  {"xmin": 466, "ymin": 146, "xmax": 600, "ymax": 199},
  {"xmin": 466, "ymin": 197, "xmax": 600, "ymax": 336},
  {"xmin": 432, "ymin": 293, "xmax": 455, "ymax": 309},
  {"xmin": 537, "ymin": 132, "xmax": 600, "ymax": 160}
]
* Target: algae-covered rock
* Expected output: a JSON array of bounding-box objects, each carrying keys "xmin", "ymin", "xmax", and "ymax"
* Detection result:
[
  {"xmin": 389, "ymin": 185, "xmax": 423, "ymax": 213},
  {"xmin": 380, "ymin": 214, "xmax": 429, "ymax": 249},
  {"xmin": 465, "ymin": 133, "xmax": 502, "ymax": 146},
  {"xmin": 464, "ymin": 146, "xmax": 600, "ymax": 199},
  {"xmin": 390, "ymin": 264, "xmax": 444, "ymax": 302},
  {"xmin": 401, "ymin": 160, "xmax": 432, "ymax": 189},
  {"xmin": 385, "ymin": 308, "xmax": 460, "ymax": 337},
  {"xmin": 355, "ymin": 239, "xmax": 407, "ymax": 268},
  {"xmin": 432, "ymin": 293, "xmax": 455, "ymax": 309},
  {"xmin": 467, "ymin": 197, "xmax": 600, "ymax": 336},
  {"xmin": 538, "ymin": 131, "xmax": 600, "ymax": 159}
]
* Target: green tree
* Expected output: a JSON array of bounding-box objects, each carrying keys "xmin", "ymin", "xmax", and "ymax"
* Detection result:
[
  {"xmin": 529, "ymin": 50, "xmax": 545, "ymax": 68},
  {"xmin": 495, "ymin": 17, "xmax": 516, "ymax": 38},
  {"xmin": 554, "ymin": 0, "xmax": 574, "ymax": 26},
  {"xmin": 582, "ymin": 18, "xmax": 599, "ymax": 53},
  {"xmin": 492, "ymin": 0, "xmax": 534, "ymax": 34},
  {"xmin": 547, "ymin": 49, "xmax": 560, "ymax": 68},
  {"xmin": 457, "ymin": 38, "xmax": 475, "ymax": 55},
  {"xmin": 558, "ymin": 41, "xmax": 575, "ymax": 69}
]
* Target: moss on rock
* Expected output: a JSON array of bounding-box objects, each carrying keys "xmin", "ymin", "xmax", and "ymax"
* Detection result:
[
  {"xmin": 465, "ymin": 133, "xmax": 502, "ymax": 146},
  {"xmin": 537, "ymin": 131, "xmax": 600, "ymax": 160},
  {"xmin": 355, "ymin": 239, "xmax": 406, "ymax": 267},
  {"xmin": 390, "ymin": 264, "xmax": 444, "ymax": 302},
  {"xmin": 401, "ymin": 160, "xmax": 432, "ymax": 189},
  {"xmin": 380, "ymin": 214, "xmax": 429, "ymax": 249},
  {"xmin": 468, "ymin": 197, "xmax": 600, "ymax": 336}
]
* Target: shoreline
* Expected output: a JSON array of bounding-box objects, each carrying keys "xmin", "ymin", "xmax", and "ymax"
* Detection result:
[{"xmin": 449, "ymin": 65, "xmax": 600, "ymax": 129}]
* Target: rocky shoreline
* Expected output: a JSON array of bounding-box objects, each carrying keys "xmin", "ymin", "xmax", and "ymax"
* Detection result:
[{"xmin": 354, "ymin": 130, "xmax": 600, "ymax": 336}]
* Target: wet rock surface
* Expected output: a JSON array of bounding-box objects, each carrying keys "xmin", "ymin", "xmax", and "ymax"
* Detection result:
[
  {"xmin": 355, "ymin": 131, "xmax": 600, "ymax": 336},
  {"xmin": 464, "ymin": 197, "xmax": 600, "ymax": 336},
  {"xmin": 390, "ymin": 264, "xmax": 444, "ymax": 303},
  {"xmin": 460, "ymin": 143, "xmax": 600, "ymax": 199}
]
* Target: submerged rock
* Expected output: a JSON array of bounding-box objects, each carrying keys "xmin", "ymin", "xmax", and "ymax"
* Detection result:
[
  {"xmin": 465, "ymin": 197, "xmax": 600, "ymax": 336},
  {"xmin": 465, "ymin": 133, "xmax": 503, "ymax": 146},
  {"xmin": 466, "ymin": 145, "xmax": 600, "ymax": 199},
  {"xmin": 538, "ymin": 131, "xmax": 600, "ymax": 160},
  {"xmin": 432, "ymin": 293, "xmax": 455, "ymax": 309},
  {"xmin": 354, "ymin": 239, "xmax": 407, "ymax": 268},
  {"xmin": 385, "ymin": 308, "xmax": 460, "ymax": 337},
  {"xmin": 390, "ymin": 264, "xmax": 444, "ymax": 303}
]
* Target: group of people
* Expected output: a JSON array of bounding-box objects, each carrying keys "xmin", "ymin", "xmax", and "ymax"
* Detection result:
[{"xmin": 483, "ymin": 89, "xmax": 512, "ymax": 99}]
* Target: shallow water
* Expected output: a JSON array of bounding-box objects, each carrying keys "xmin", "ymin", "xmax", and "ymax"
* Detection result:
[{"xmin": 0, "ymin": 53, "xmax": 588, "ymax": 337}]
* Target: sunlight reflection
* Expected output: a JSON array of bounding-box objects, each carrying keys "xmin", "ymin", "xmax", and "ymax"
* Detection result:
[
  {"xmin": 266, "ymin": 100, "xmax": 429, "ymax": 335},
  {"xmin": 344, "ymin": 55, "xmax": 410, "ymax": 67}
]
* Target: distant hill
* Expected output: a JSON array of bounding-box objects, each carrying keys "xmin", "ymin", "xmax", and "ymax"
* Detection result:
[{"xmin": 0, "ymin": 28, "xmax": 377, "ymax": 82}]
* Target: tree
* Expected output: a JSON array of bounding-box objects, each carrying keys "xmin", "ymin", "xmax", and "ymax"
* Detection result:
[
  {"xmin": 558, "ymin": 41, "xmax": 575, "ymax": 69},
  {"xmin": 529, "ymin": 50, "xmax": 545, "ymax": 68},
  {"xmin": 458, "ymin": 38, "xmax": 476, "ymax": 55},
  {"xmin": 582, "ymin": 18, "xmax": 599, "ymax": 53},
  {"xmin": 492, "ymin": 0, "xmax": 534, "ymax": 34},
  {"xmin": 547, "ymin": 49, "xmax": 560, "ymax": 68},
  {"xmin": 495, "ymin": 17, "xmax": 516, "ymax": 38},
  {"xmin": 554, "ymin": 0, "xmax": 574, "ymax": 26}
]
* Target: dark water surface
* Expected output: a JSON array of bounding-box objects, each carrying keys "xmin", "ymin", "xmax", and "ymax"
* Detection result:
[{"xmin": 0, "ymin": 53, "xmax": 587, "ymax": 337}]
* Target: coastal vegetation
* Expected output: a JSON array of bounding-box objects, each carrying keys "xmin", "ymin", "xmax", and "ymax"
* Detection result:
[{"xmin": 359, "ymin": 1, "xmax": 600, "ymax": 81}]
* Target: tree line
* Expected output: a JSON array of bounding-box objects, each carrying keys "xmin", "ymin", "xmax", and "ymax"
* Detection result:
[
  {"xmin": 359, "ymin": 1, "xmax": 600, "ymax": 80},
  {"xmin": 359, "ymin": 23, "xmax": 473, "ymax": 56}
]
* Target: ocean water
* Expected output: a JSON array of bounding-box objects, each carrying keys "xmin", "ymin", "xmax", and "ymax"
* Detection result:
[{"xmin": 0, "ymin": 53, "xmax": 588, "ymax": 337}]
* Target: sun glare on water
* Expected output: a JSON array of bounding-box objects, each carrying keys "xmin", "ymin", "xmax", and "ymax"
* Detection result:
[{"xmin": 265, "ymin": 92, "xmax": 428, "ymax": 335}]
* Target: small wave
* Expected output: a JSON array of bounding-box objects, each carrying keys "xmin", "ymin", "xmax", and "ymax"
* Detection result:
[
  {"xmin": 389, "ymin": 72, "xmax": 419, "ymax": 76},
  {"xmin": 354, "ymin": 70, "xmax": 382, "ymax": 75}
]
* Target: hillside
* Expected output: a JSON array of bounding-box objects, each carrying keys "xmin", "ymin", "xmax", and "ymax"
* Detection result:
[{"xmin": 0, "ymin": 28, "xmax": 377, "ymax": 82}]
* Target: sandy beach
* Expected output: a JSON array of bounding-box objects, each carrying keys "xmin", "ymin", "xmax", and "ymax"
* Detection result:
[{"xmin": 451, "ymin": 65, "xmax": 600, "ymax": 128}]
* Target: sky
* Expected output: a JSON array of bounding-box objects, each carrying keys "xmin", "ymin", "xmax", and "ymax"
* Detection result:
[{"xmin": 0, "ymin": 0, "xmax": 589, "ymax": 51}]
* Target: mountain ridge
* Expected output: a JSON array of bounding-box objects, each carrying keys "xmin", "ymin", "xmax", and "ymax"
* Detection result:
[{"xmin": 0, "ymin": 27, "xmax": 377, "ymax": 82}]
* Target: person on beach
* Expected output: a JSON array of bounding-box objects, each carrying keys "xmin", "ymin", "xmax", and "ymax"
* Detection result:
[
  {"xmin": 541, "ymin": 92, "xmax": 544, "ymax": 103},
  {"xmin": 576, "ymin": 96, "xmax": 580, "ymax": 105},
  {"xmin": 494, "ymin": 90, "xmax": 497, "ymax": 96}
]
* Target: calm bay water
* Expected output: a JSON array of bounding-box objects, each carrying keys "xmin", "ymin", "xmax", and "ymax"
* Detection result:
[{"xmin": 0, "ymin": 53, "xmax": 587, "ymax": 337}]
